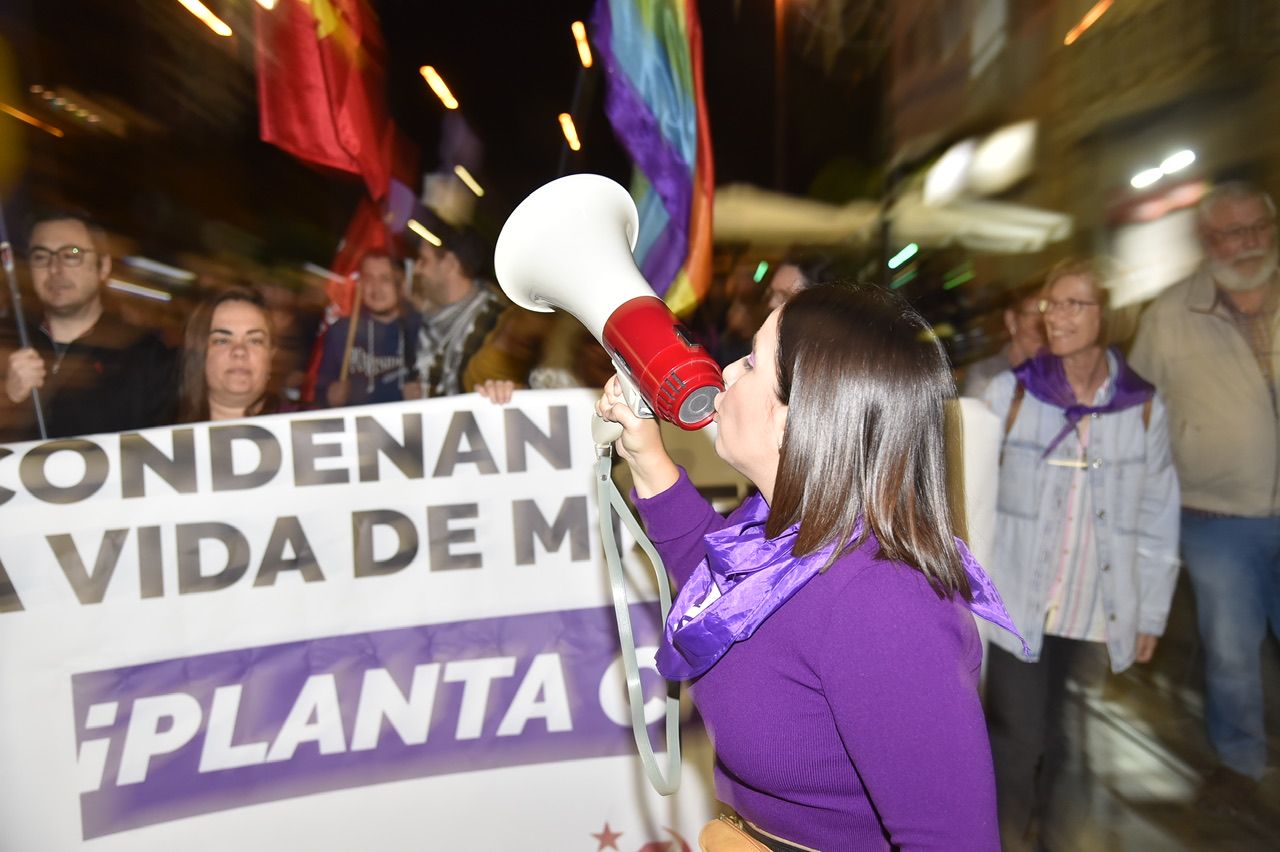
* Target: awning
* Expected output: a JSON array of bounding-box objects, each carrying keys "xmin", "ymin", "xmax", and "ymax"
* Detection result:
[
  {"xmin": 712, "ymin": 183, "xmax": 1072, "ymax": 254},
  {"xmin": 712, "ymin": 184, "xmax": 879, "ymax": 245}
]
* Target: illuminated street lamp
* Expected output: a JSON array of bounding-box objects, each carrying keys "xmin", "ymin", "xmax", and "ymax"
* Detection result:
[
  {"xmin": 453, "ymin": 165, "xmax": 485, "ymax": 197},
  {"xmin": 176, "ymin": 0, "xmax": 233, "ymax": 37},
  {"xmin": 1064, "ymin": 0, "xmax": 1112, "ymax": 46},
  {"xmin": 1130, "ymin": 168, "xmax": 1164, "ymax": 189},
  {"xmin": 571, "ymin": 21, "xmax": 593, "ymax": 68},
  {"xmin": 559, "ymin": 113, "xmax": 581, "ymax": 151},
  {"xmin": 1160, "ymin": 149, "xmax": 1196, "ymax": 174},
  {"xmin": 420, "ymin": 66, "xmax": 459, "ymax": 110},
  {"xmin": 408, "ymin": 219, "xmax": 443, "ymax": 246},
  {"xmin": 1130, "ymin": 149, "xmax": 1196, "ymax": 189}
]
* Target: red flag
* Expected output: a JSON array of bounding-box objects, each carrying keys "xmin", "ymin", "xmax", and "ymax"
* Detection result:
[
  {"xmin": 299, "ymin": 194, "xmax": 387, "ymax": 405},
  {"xmin": 299, "ymin": 135, "xmax": 419, "ymax": 405},
  {"xmin": 255, "ymin": 0, "xmax": 393, "ymax": 199}
]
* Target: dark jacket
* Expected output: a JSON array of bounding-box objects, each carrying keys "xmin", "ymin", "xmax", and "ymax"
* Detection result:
[
  {"xmin": 315, "ymin": 312, "xmax": 421, "ymax": 407},
  {"xmin": 1, "ymin": 309, "xmax": 177, "ymax": 443}
]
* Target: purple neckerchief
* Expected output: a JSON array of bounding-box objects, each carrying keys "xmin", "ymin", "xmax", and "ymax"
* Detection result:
[
  {"xmin": 655, "ymin": 493, "xmax": 1028, "ymax": 681},
  {"xmin": 1013, "ymin": 348, "xmax": 1155, "ymax": 458}
]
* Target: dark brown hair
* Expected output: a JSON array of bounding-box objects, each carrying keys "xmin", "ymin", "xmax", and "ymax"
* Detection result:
[
  {"xmin": 417, "ymin": 222, "xmax": 487, "ymax": 279},
  {"xmin": 358, "ymin": 248, "xmax": 398, "ymax": 270},
  {"xmin": 767, "ymin": 284, "xmax": 970, "ymax": 598},
  {"xmin": 178, "ymin": 286, "xmax": 275, "ymax": 423},
  {"xmin": 27, "ymin": 207, "xmax": 110, "ymax": 255}
]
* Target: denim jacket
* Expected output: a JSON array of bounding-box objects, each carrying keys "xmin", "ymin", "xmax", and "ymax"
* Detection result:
[{"xmin": 982, "ymin": 353, "xmax": 1181, "ymax": 672}]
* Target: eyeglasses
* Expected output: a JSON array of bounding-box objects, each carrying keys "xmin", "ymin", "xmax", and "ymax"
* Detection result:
[
  {"xmin": 28, "ymin": 245, "xmax": 96, "ymax": 269},
  {"xmin": 1038, "ymin": 298, "xmax": 1098, "ymax": 318},
  {"xmin": 1208, "ymin": 218, "xmax": 1275, "ymax": 244}
]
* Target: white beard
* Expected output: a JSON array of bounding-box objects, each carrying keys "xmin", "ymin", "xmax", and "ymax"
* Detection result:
[{"xmin": 1210, "ymin": 248, "xmax": 1279, "ymax": 291}]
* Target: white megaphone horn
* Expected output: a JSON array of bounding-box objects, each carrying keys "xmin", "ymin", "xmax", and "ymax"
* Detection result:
[{"xmin": 494, "ymin": 174, "xmax": 723, "ymax": 437}]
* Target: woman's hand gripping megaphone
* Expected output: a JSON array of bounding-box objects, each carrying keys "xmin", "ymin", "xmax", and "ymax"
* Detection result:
[
  {"xmin": 595, "ymin": 373, "xmax": 683, "ymax": 495},
  {"xmin": 596, "ymin": 373, "xmax": 656, "ymax": 451},
  {"xmin": 592, "ymin": 371, "xmax": 647, "ymax": 445}
]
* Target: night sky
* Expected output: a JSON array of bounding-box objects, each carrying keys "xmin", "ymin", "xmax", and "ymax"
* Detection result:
[{"xmin": 0, "ymin": 0, "xmax": 880, "ymax": 264}]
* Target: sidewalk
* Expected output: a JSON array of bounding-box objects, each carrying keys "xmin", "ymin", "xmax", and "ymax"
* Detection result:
[{"xmin": 1049, "ymin": 577, "xmax": 1280, "ymax": 851}]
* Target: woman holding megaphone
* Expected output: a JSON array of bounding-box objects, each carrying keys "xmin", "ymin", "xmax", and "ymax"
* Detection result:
[{"xmin": 598, "ymin": 284, "xmax": 1024, "ymax": 852}]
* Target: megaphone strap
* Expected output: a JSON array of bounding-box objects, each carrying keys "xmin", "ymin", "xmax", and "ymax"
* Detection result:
[{"xmin": 596, "ymin": 452, "xmax": 683, "ymax": 796}]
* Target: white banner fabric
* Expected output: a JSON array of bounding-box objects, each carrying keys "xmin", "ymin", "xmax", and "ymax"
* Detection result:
[{"xmin": 0, "ymin": 390, "xmax": 715, "ymax": 850}]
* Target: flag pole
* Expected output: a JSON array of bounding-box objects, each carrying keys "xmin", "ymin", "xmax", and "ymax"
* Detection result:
[{"xmin": 0, "ymin": 203, "xmax": 48, "ymax": 440}]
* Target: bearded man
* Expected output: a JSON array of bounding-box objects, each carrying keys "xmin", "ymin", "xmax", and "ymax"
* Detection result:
[{"xmin": 1131, "ymin": 181, "xmax": 1280, "ymax": 819}]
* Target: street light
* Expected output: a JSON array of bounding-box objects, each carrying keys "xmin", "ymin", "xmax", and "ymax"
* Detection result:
[
  {"xmin": 1064, "ymin": 0, "xmax": 1113, "ymax": 46},
  {"xmin": 176, "ymin": 0, "xmax": 233, "ymax": 37},
  {"xmin": 559, "ymin": 113, "xmax": 581, "ymax": 151},
  {"xmin": 571, "ymin": 21, "xmax": 593, "ymax": 68},
  {"xmin": 419, "ymin": 66, "xmax": 459, "ymax": 110},
  {"xmin": 1130, "ymin": 149, "xmax": 1196, "ymax": 189},
  {"xmin": 407, "ymin": 219, "xmax": 443, "ymax": 246},
  {"xmin": 453, "ymin": 165, "xmax": 485, "ymax": 197},
  {"xmin": 1130, "ymin": 168, "xmax": 1164, "ymax": 189},
  {"xmin": 1160, "ymin": 149, "xmax": 1195, "ymax": 174}
]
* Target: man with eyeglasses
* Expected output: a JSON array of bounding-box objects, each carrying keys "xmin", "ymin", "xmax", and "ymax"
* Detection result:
[
  {"xmin": 1130, "ymin": 181, "xmax": 1280, "ymax": 821},
  {"xmin": 2, "ymin": 210, "xmax": 175, "ymax": 440}
]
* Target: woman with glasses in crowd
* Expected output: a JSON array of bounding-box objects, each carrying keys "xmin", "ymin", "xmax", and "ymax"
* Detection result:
[
  {"xmin": 599, "ymin": 284, "xmax": 1023, "ymax": 851},
  {"xmin": 981, "ymin": 259, "xmax": 1180, "ymax": 852},
  {"xmin": 178, "ymin": 286, "xmax": 276, "ymax": 422}
]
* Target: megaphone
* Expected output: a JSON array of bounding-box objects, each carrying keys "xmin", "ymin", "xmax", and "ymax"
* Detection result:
[{"xmin": 494, "ymin": 174, "xmax": 723, "ymax": 430}]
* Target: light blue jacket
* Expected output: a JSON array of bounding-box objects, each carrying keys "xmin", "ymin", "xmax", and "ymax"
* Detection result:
[{"xmin": 982, "ymin": 354, "xmax": 1180, "ymax": 672}]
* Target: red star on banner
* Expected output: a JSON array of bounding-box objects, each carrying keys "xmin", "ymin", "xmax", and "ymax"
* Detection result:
[{"xmin": 591, "ymin": 822, "xmax": 623, "ymax": 851}]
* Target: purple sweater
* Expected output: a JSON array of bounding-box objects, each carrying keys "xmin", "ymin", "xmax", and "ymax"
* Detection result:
[{"xmin": 634, "ymin": 471, "xmax": 1000, "ymax": 851}]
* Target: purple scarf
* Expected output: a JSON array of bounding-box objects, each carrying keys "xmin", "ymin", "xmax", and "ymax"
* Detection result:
[
  {"xmin": 1012, "ymin": 348, "xmax": 1155, "ymax": 457},
  {"xmin": 655, "ymin": 493, "xmax": 1028, "ymax": 681}
]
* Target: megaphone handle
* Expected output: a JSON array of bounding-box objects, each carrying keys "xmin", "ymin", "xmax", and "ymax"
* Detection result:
[
  {"xmin": 592, "ymin": 414, "xmax": 624, "ymax": 446},
  {"xmin": 593, "ymin": 370, "xmax": 653, "ymax": 448}
]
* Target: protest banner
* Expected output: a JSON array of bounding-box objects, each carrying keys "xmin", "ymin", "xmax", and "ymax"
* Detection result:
[{"xmin": 0, "ymin": 389, "xmax": 716, "ymax": 850}]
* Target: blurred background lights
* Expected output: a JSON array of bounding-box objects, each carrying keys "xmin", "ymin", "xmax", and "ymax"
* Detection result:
[
  {"xmin": 176, "ymin": 0, "xmax": 233, "ymax": 37},
  {"xmin": 419, "ymin": 66, "xmax": 459, "ymax": 110},
  {"xmin": 887, "ymin": 242, "xmax": 919, "ymax": 269},
  {"xmin": 558, "ymin": 113, "xmax": 581, "ymax": 151},
  {"xmin": 923, "ymin": 140, "xmax": 975, "ymax": 207},
  {"xmin": 571, "ymin": 21, "xmax": 593, "ymax": 68},
  {"xmin": 453, "ymin": 165, "xmax": 484, "ymax": 197},
  {"xmin": 1064, "ymin": 0, "xmax": 1113, "ymax": 46},
  {"xmin": 1130, "ymin": 168, "xmax": 1164, "ymax": 189},
  {"xmin": 1130, "ymin": 149, "xmax": 1196, "ymax": 189},
  {"xmin": 1160, "ymin": 149, "xmax": 1196, "ymax": 174},
  {"xmin": 407, "ymin": 219, "xmax": 442, "ymax": 246}
]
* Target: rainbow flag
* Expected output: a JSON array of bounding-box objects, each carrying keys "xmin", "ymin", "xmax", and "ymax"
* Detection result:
[{"xmin": 591, "ymin": 0, "xmax": 714, "ymax": 318}]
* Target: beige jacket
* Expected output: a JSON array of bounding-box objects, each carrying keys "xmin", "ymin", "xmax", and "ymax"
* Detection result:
[{"xmin": 1129, "ymin": 267, "xmax": 1280, "ymax": 516}]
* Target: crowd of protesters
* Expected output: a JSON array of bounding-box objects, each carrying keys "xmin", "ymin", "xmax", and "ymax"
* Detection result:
[
  {"xmin": 970, "ymin": 181, "xmax": 1277, "ymax": 849},
  {"xmin": 0, "ymin": 207, "xmax": 605, "ymax": 443},
  {"xmin": 1, "ymin": 180, "xmax": 1277, "ymax": 846}
]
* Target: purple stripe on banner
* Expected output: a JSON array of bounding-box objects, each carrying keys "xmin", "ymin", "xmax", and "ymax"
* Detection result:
[
  {"xmin": 593, "ymin": 0, "xmax": 691, "ymax": 295},
  {"xmin": 71, "ymin": 604, "xmax": 667, "ymax": 839}
]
